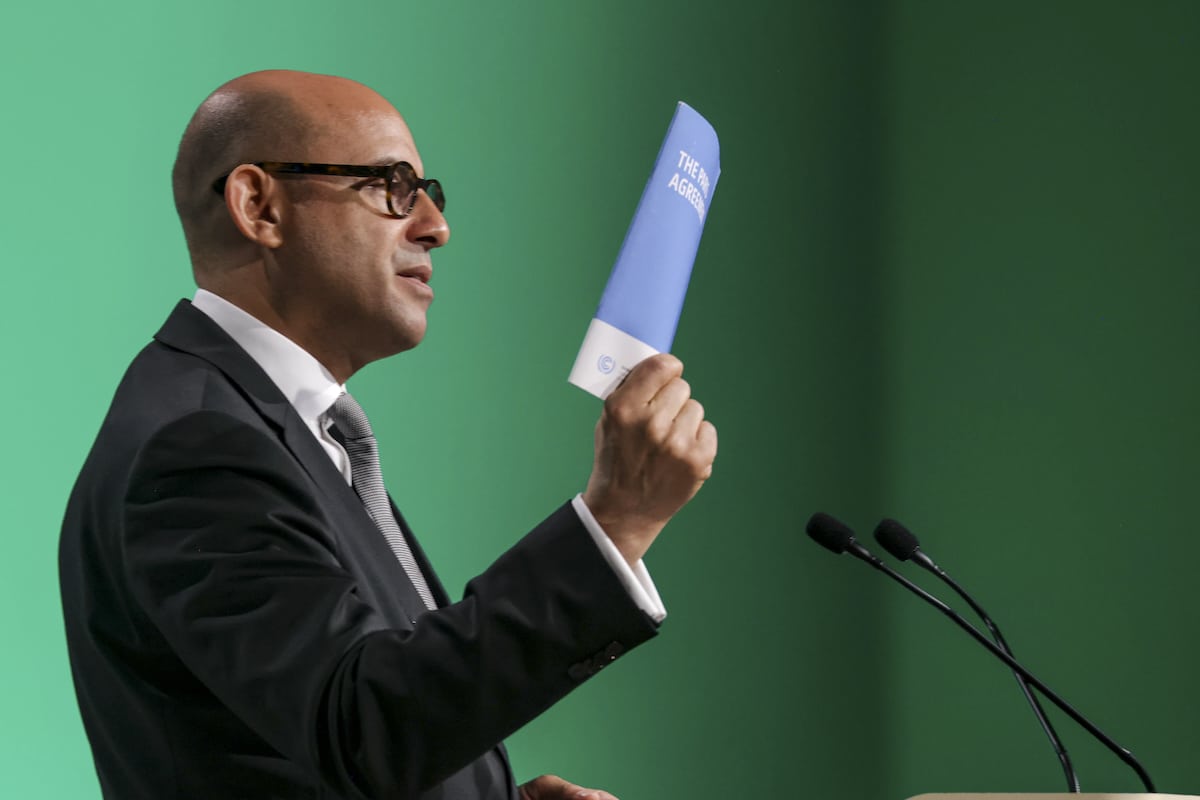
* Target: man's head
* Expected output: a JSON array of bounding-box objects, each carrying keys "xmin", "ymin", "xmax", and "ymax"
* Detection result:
[{"xmin": 172, "ymin": 70, "xmax": 450, "ymax": 381}]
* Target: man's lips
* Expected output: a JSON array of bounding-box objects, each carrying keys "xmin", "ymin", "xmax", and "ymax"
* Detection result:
[{"xmin": 396, "ymin": 264, "xmax": 432, "ymax": 284}]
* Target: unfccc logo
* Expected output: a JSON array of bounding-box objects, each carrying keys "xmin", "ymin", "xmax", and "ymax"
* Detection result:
[{"xmin": 597, "ymin": 354, "xmax": 615, "ymax": 374}]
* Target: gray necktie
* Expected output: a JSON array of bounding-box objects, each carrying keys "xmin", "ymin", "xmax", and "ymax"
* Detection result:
[{"xmin": 327, "ymin": 392, "xmax": 437, "ymax": 611}]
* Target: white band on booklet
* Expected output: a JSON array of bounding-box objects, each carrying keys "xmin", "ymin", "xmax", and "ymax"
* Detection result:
[{"xmin": 567, "ymin": 318, "xmax": 661, "ymax": 399}]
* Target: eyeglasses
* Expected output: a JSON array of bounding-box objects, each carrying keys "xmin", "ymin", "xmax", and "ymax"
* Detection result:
[{"xmin": 211, "ymin": 161, "xmax": 445, "ymax": 219}]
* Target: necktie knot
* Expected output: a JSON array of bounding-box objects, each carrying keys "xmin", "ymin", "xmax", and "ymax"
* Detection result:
[{"xmin": 328, "ymin": 392, "xmax": 373, "ymax": 441}]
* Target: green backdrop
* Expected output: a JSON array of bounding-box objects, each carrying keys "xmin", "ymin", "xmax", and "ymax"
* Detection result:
[{"xmin": 2, "ymin": 1, "xmax": 1197, "ymax": 797}]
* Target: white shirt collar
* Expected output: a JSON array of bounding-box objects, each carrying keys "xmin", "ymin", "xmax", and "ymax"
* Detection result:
[{"xmin": 191, "ymin": 288, "xmax": 345, "ymax": 424}]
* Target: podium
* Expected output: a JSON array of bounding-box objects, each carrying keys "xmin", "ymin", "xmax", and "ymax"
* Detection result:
[{"xmin": 910, "ymin": 795, "xmax": 1198, "ymax": 799}]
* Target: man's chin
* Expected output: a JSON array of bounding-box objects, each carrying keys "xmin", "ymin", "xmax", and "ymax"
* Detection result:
[{"xmin": 384, "ymin": 317, "xmax": 428, "ymax": 356}]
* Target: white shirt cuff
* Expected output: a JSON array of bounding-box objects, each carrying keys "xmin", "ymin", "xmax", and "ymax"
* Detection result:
[{"xmin": 570, "ymin": 494, "xmax": 667, "ymax": 623}]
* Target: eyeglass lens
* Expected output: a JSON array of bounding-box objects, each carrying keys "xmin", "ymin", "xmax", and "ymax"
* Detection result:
[{"xmin": 390, "ymin": 162, "xmax": 445, "ymax": 216}]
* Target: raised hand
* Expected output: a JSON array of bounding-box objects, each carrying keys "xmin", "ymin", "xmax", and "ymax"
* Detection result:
[{"xmin": 582, "ymin": 353, "xmax": 718, "ymax": 565}]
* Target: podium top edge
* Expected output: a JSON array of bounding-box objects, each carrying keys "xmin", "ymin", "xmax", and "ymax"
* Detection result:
[{"xmin": 909, "ymin": 794, "xmax": 1198, "ymax": 799}]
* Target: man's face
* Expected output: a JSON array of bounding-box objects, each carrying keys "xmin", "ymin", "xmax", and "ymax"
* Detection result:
[{"xmin": 269, "ymin": 95, "xmax": 450, "ymax": 375}]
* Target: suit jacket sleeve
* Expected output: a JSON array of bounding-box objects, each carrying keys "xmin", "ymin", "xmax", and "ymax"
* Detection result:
[{"xmin": 122, "ymin": 408, "xmax": 659, "ymax": 799}]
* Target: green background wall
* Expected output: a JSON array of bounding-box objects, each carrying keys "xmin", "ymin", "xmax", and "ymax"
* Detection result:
[{"xmin": 2, "ymin": 1, "xmax": 1196, "ymax": 797}]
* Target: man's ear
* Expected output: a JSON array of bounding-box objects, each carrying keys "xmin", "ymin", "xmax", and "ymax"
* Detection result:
[{"xmin": 223, "ymin": 164, "xmax": 285, "ymax": 249}]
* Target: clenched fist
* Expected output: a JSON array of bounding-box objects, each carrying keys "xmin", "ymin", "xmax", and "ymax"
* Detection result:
[{"xmin": 582, "ymin": 353, "xmax": 717, "ymax": 565}]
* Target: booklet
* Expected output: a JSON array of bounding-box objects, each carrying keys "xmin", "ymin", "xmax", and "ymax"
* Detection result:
[{"xmin": 568, "ymin": 101, "xmax": 721, "ymax": 399}]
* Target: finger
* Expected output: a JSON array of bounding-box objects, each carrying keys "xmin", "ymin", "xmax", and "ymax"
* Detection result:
[
  {"xmin": 607, "ymin": 353, "xmax": 682, "ymax": 406},
  {"xmin": 519, "ymin": 774, "xmax": 562, "ymax": 799},
  {"xmin": 697, "ymin": 419, "xmax": 718, "ymax": 476},
  {"xmin": 668, "ymin": 401, "xmax": 716, "ymax": 473},
  {"xmin": 635, "ymin": 378, "xmax": 690, "ymax": 445},
  {"xmin": 522, "ymin": 774, "xmax": 577, "ymax": 798},
  {"xmin": 671, "ymin": 397, "xmax": 705, "ymax": 436},
  {"xmin": 566, "ymin": 787, "xmax": 618, "ymax": 800},
  {"xmin": 521, "ymin": 774, "xmax": 618, "ymax": 800},
  {"xmin": 650, "ymin": 375, "xmax": 691, "ymax": 413}
]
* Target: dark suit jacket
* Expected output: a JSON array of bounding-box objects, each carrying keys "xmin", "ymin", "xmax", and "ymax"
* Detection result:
[{"xmin": 59, "ymin": 300, "xmax": 659, "ymax": 799}]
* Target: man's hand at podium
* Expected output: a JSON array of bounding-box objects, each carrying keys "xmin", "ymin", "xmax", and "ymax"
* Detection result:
[{"xmin": 520, "ymin": 773, "xmax": 621, "ymax": 800}]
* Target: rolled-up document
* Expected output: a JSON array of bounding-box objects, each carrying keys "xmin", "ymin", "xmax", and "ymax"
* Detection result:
[{"xmin": 568, "ymin": 102, "xmax": 721, "ymax": 399}]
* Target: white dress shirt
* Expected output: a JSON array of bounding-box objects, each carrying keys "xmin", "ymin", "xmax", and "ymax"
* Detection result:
[{"xmin": 191, "ymin": 289, "xmax": 666, "ymax": 621}]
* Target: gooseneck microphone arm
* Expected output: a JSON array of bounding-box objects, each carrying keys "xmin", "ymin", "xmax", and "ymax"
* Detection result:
[
  {"xmin": 873, "ymin": 518, "xmax": 1080, "ymax": 793},
  {"xmin": 805, "ymin": 513, "xmax": 1155, "ymax": 794}
]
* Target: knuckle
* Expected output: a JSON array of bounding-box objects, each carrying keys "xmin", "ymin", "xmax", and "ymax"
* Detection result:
[
  {"xmin": 668, "ymin": 429, "xmax": 702, "ymax": 461},
  {"xmin": 602, "ymin": 392, "xmax": 621, "ymax": 415},
  {"xmin": 645, "ymin": 413, "xmax": 671, "ymax": 442},
  {"xmin": 637, "ymin": 354, "xmax": 665, "ymax": 376},
  {"xmin": 646, "ymin": 352, "xmax": 682, "ymax": 377},
  {"xmin": 686, "ymin": 443, "xmax": 711, "ymax": 469},
  {"xmin": 603, "ymin": 399, "xmax": 634, "ymax": 428}
]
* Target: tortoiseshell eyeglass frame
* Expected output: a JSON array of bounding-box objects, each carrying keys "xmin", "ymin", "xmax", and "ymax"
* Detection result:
[{"xmin": 211, "ymin": 161, "xmax": 445, "ymax": 219}]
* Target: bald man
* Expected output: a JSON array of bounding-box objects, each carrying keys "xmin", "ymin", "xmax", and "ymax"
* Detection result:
[{"xmin": 59, "ymin": 71, "xmax": 716, "ymax": 800}]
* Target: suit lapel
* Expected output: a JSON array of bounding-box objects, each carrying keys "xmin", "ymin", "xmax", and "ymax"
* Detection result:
[
  {"xmin": 155, "ymin": 299, "xmax": 293, "ymax": 433},
  {"xmin": 154, "ymin": 300, "xmax": 434, "ymax": 622}
]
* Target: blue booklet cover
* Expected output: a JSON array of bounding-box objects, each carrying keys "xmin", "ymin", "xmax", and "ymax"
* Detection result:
[{"xmin": 568, "ymin": 102, "xmax": 720, "ymax": 398}]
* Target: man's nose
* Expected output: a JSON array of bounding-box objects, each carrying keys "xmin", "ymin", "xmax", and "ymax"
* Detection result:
[{"xmin": 406, "ymin": 190, "xmax": 450, "ymax": 249}]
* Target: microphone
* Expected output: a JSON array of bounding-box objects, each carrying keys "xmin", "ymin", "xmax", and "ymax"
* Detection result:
[
  {"xmin": 806, "ymin": 512, "xmax": 877, "ymax": 561},
  {"xmin": 805, "ymin": 512, "xmax": 1155, "ymax": 793},
  {"xmin": 874, "ymin": 518, "xmax": 1078, "ymax": 792}
]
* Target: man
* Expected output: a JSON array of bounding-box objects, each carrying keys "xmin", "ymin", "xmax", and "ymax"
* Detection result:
[{"xmin": 59, "ymin": 70, "xmax": 717, "ymax": 800}]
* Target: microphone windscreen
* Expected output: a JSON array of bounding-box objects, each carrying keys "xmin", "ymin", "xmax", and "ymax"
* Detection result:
[
  {"xmin": 874, "ymin": 518, "xmax": 921, "ymax": 561},
  {"xmin": 806, "ymin": 512, "xmax": 857, "ymax": 554}
]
